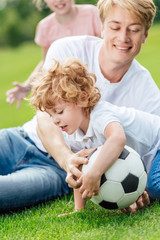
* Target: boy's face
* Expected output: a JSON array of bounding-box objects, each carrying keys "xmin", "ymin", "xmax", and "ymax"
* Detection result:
[
  {"xmin": 47, "ymin": 99, "xmax": 87, "ymax": 135},
  {"xmin": 44, "ymin": 0, "xmax": 73, "ymax": 15},
  {"xmin": 100, "ymin": 4, "xmax": 148, "ymax": 67}
]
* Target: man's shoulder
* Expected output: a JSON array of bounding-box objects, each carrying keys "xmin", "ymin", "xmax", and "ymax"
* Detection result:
[
  {"xmin": 44, "ymin": 35, "xmax": 102, "ymax": 70},
  {"xmin": 124, "ymin": 59, "xmax": 153, "ymax": 85},
  {"xmin": 131, "ymin": 59, "xmax": 151, "ymax": 75},
  {"xmin": 53, "ymin": 35, "xmax": 100, "ymax": 45},
  {"xmin": 49, "ymin": 35, "xmax": 102, "ymax": 52}
]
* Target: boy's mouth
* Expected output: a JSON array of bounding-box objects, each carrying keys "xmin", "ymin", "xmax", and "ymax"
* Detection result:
[{"xmin": 60, "ymin": 125, "xmax": 67, "ymax": 131}]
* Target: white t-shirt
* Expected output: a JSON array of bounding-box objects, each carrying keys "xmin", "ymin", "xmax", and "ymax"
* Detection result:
[
  {"xmin": 44, "ymin": 35, "xmax": 160, "ymax": 114},
  {"xmin": 63, "ymin": 101, "xmax": 160, "ymax": 173},
  {"xmin": 23, "ymin": 35, "xmax": 160, "ymax": 157}
]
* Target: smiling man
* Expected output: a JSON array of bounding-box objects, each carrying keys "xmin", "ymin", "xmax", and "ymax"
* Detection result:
[{"xmin": 35, "ymin": 0, "xmax": 160, "ymax": 212}]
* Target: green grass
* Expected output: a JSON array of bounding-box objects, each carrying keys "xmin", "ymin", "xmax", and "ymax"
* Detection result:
[
  {"xmin": 0, "ymin": 24, "xmax": 160, "ymax": 239},
  {"xmin": 0, "ymin": 42, "xmax": 40, "ymax": 128},
  {"xmin": 0, "ymin": 198, "xmax": 160, "ymax": 240},
  {"xmin": 136, "ymin": 24, "xmax": 160, "ymax": 88}
]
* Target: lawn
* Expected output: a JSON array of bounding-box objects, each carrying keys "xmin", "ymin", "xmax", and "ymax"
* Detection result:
[
  {"xmin": 0, "ymin": 42, "xmax": 40, "ymax": 128},
  {"xmin": 0, "ymin": 24, "xmax": 160, "ymax": 240},
  {"xmin": 136, "ymin": 24, "xmax": 160, "ymax": 88}
]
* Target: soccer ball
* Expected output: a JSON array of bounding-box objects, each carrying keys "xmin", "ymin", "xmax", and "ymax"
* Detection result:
[{"xmin": 82, "ymin": 145, "xmax": 147, "ymax": 210}]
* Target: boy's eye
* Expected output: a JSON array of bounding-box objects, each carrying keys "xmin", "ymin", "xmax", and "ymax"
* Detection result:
[{"xmin": 57, "ymin": 110, "xmax": 63, "ymax": 114}]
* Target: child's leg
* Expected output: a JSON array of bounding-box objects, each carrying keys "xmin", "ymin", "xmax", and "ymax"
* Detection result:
[
  {"xmin": 74, "ymin": 188, "xmax": 87, "ymax": 211},
  {"xmin": 146, "ymin": 150, "xmax": 160, "ymax": 200}
]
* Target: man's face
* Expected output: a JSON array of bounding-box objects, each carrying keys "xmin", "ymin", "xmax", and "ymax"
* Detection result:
[{"xmin": 101, "ymin": 5, "xmax": 147, "ymax": 67}]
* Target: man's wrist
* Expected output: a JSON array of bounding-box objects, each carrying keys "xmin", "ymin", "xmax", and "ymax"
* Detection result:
[{"xmin": 56, "ymin": 150, "xmax": 74, "ymax": 172}]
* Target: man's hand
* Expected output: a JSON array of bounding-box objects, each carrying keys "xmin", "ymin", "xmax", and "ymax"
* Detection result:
[
  {"xmin": 121, "ymin": 191, "xmax": 150, "ymax": 213},
  {"xmin": 65, "ymin": 148, "xmax": 96, "ymax": 189}
]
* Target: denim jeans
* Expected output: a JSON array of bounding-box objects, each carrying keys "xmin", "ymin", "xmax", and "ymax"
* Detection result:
[
  {"xmin": 0, "ymin": 127, "xmax": 71, "ymax": 212},
  {"xmin": 146, "ymin": 150, "xmax": 160, "ymax": 200}
]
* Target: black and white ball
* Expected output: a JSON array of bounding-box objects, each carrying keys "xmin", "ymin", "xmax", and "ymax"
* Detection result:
[{"xmin": 82, "ymin": 145, "xmax": 147, "ymax": 210}]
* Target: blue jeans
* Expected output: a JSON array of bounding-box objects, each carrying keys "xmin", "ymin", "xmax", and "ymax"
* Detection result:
[
  {"xmin": 0, "ymin": 127, "xmax": 71, "ymax": 212},
  {"xmin": 146, "ymin": 150, "xmax": 160, "ymax": 200}
]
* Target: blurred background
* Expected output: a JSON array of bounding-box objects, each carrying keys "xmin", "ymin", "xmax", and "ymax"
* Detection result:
[
  {"xmin": 0, "ymin": 0, "xmax": 99, "ymax": 47},
  {"xmin": 0, "ymin": 0, "xmax": 160, "ymax": 128},
  {"xmin": 0, "ymin": 0, "xmax": 159, "ymax": 48}
]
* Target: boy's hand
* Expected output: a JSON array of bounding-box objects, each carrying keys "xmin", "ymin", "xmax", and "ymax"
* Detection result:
[{"xmin": 78, "ymin": 170, "xmax": 101, "ymax": 199}]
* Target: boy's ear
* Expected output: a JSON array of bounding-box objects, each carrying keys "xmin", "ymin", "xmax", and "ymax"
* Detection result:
[{"xmin": 80, "ymin": 91, "xmax": 88, "ymax": 107}]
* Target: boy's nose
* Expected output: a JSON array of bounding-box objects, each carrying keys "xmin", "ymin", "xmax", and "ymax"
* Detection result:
[{"xmin": 53, "ymin": 117, "xmax": 60, "ymax": 125}]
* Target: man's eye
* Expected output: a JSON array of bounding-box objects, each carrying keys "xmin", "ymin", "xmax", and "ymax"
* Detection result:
[
  {"xmin": 110, "ymin": 27, "xmax": 119, "ymax": 31},
  {"xmin": 129, "ymin": 29, "xmax": 140, "ymax": 33}
]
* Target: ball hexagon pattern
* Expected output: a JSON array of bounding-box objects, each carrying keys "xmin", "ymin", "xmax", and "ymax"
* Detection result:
[{"xmin": 82, "ymin": 145, "xmax": 147, "ymax": 209}]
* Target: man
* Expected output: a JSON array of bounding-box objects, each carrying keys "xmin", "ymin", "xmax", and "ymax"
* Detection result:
[{"xmin": 36, "ymin": 0, "xmax": 160, "ymax": 212}]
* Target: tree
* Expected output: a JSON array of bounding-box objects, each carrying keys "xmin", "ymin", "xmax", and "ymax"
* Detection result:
[
  {"xmin": 154, "ymin": 0, "xmax": 160, "ymax": 22},
  {"xmin": 0, "ymin": 0, "xmax": 50, "ymax": 47}
]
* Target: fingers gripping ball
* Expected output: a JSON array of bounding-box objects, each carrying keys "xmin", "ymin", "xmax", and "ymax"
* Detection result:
[{"xmin": 82, "ymin": 145, "xmax": 147, "ymax": 210}]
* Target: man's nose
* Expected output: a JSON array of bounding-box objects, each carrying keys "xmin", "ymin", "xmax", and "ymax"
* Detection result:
[{"xmin": 118, "ymin": 29, "xmax": 130, "ymax": 43}]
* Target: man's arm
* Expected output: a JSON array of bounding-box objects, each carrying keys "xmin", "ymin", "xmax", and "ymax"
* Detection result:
[
  {"xmin": 36, "ymin": 110, "xmax": 71, "ymax": 171},
  {"xmin": 36, "ymin": 111, "xmax": 92, "ymax": 188}
]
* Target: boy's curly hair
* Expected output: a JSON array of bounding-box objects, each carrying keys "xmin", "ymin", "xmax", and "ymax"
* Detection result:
[{"xmin": 31, "ymin": 57, "xmax": 101, "ymax": 116}]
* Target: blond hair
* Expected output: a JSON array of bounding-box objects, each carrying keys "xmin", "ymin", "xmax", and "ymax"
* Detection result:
[
  {"xmin": 97, "ymin": 0, "xmax": 156, "ymax": 32},
  {"xmin": 31, "ymin": 57, "xmax": 101, "ymax": 116}
]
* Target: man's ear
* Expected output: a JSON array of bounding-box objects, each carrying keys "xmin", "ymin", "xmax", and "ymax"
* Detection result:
[
  {"xmin": 143, "ymin": 31, "xmax": 148, "ymax": 44},
  {"xmin": 101, "ymin": 26, "xmax": 104, "ymax": 38}
]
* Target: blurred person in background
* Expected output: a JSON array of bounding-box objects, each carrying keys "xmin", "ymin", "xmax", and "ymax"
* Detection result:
[{"xmin": 6, "ymin": 0, "xmax": 101, "ymax": 109}]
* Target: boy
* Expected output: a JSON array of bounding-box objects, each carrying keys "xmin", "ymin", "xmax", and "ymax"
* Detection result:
[{"xmin": 31, "ymin": 58, "xmax": 160, "ymax": 211}]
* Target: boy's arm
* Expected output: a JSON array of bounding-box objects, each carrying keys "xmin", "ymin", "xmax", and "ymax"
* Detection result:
[
  {"xmin": 74, "ymin": 189, "xmax": 87, "ymax": 211},
  {"xmin": 79, "ymin": 122, "xmax": 126, "ymax": 199}
]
